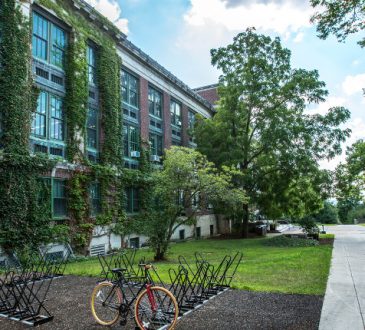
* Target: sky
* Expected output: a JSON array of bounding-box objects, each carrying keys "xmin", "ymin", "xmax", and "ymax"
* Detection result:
[{"xmin": 85, "ymin": 0, "xmax": 365, "ymax": 170}]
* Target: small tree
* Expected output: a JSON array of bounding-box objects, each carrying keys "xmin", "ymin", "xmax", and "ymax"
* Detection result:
[{"xmin": 139, "ymin": 147, "xmax": 246, "ymax": 260}]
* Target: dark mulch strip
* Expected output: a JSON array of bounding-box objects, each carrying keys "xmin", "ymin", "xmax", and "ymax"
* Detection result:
[
  {"xmin": 0, "ymin": 276, "xmax": 323, "ymax": 330},
  {"xmin": 319, "ymin": 238, "xmax": 334, "ymax": 245},
  {"xmin": 176, "ymin": 290, "xmax": 323, "ymax": 330}
]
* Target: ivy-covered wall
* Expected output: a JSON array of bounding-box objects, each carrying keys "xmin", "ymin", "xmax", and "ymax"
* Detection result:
[
  {"xmin": 0, "ymin": 0, "xmax": 152, "ymax": 255},
  {"xmin": 0, "ymin": 0, "xmax": 54, "ymax": 252}
]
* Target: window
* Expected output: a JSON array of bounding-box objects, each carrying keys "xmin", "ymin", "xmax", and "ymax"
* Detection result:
[
  {"xmin": 179, "ymin": 229, "xmax": 185, "ymax": 240},
  {"xmin": 53, "ymin": 179, "xmax": 67, "ymax": 218},
  {"xmin": 170, "ymin": 100, "xmax": 181, "ymax": 127},
  {"xmin": 188, "ymin": 110, "xmax": 195, "ymax": 129},
  {"xmin": 89, "ymin": 182, "xmax": 101, "ymax": 216},
  {"xmin": 126, "ymin": 187, "xmax": 139, "ymax": 213},
  {"xmin": 123, "ymin": 124, "xmax": 139, "ymax": 157},
  {"xmin": 148, "ymin": 87, "xmax": 162, "ymax": 118},
  {"xmin": 188, "ymin": 110, "xmax": 196, "ymax": 143},
  {"xmin": 87, "ymin": 107, "xmax": 98, "ymax": 150},
  {"xmin": 149, "ymin": 133, "xmax": 163, "ymax": 156},
  {"xmin": 121, "ymin": 70, "xmax": 138, "ymax": 108},
  {"xmin": 87, "ymin": 45, "xmax": 96, "ymax": 85},
  {"xmin": 32, "ymin": 91, "xmax": 65, "ymax": 141},
  {"xmin": 32, "ymin": 12, "xmax": 67, "ymax": 69}
]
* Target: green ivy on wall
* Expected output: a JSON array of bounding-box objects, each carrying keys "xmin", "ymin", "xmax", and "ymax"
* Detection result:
[{"xmin": 0, "ymin": 1, "xmax": 56, "ymax": 253}]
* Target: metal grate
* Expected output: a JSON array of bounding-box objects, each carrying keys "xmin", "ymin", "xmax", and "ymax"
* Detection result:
[
  {"xmin": 34, "ymin": 144, "xmax": 48, "ymax": 154},
  {"xmin": 50, "ymin": 147, "xmax": 63, "ymax": 157},
  {"xmin": 36, "ymin": 67, "xmax": 49, "ymax": 80},
  {"xmin": 51, "ymin": 74, "xmax": 63, "ymax": 86}
]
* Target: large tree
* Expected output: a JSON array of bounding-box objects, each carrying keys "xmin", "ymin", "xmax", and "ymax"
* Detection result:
[
  {"xmin": 195, "ymin": 28, "xmax": 350, "ymax": 237},
  {"xmin": 310, "ymin": 0, "xmax": 365, "ymax": 46},
  {"xmin": 335, "ymin": 140, "xmax": 365, "ymax": 222},
  {"xmin": 137, "ymin": 147, "xmax": 245, "ymax": 260}
]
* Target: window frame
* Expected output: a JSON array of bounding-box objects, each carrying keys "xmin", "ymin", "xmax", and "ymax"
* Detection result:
[
  {"xmin": 89, "ymin": 182, "xmax": 101, "ymax": 217},
  {"xmin": 32, "ymin": 90, "xmax": 66, "ymax": 143},
  {"xmin": 123, "ymin": 123, "xmax": 140, "ymax": 158},
  {"xmin": 86, "ymin": 106, "xmax": 99, "ymax": 152},
  {"xmin": 125, "ymin": 187, "xmax": 140, "ymax": 214},
  {"xmin": 32, "ymin": 10, "xmax": 67, "ymax": 70},
  {"xmin": 87, "ymin": 44, "xmax": 97, "ymax": 86},
  {"xmin": 121, "ymin": 69, "xmax": 139, "ymax": 109},
  {"xmin": 148, "ymin": 86, "xmax": 163, "ymax": 119},
  {"xmin": 52, "ymin": 178, "xmax": 67, "ymax": 219},
  {"xmin": 170, "ymin": 99, "xmax": 182, "ymax": 127},
  {"xmin": 149, "ymin": 133, "xmax": 163, "ymax": 156}
]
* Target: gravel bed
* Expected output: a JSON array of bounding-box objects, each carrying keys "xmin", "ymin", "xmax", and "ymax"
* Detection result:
[{"xmin": 0, "ymin": 276, "xmax": 323, "ymax": 330}]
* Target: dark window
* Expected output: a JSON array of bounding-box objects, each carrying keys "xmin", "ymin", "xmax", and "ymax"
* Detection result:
[
  {"xmin": 87, "ymin": 107, "xmax": 98, "ymax": 150},
  {"xmin": 188, "ymin": 110, "xmax": 196, "ymax": 143},
  {"xmin": 126, "ymin": 187, "xmax": 139, "ymax": 213},
  {"xmin": 122, "ymin": 70, "xmax": 138, "ymax": 108},
  {"xmin": 179, "ymin": 229, "xmax": 185, "ymax": 240},
  {"xmin": 53, "ymin": 179, "xmax": 67, "ymax": 218},
  {"xmin": 196, "ymin": 227, "xmax": 201, "ymax": 239},
  {"xmin": 149, "ymin": 133, "xmax": 163, "ymax": 156},
  {"xmin": 148, "ymin": 87, "xmax": 162, "ymax": 118},
  {"xmin": 87, "ymin": 45, "xmax": 96, "ymax": 85},
  {"xmin": 123, "ymin": 124, "xmax": 139, "ymax": 157},
  {"xmin": 210, "ymin": 225, "xmax": 214, "ymax": 236},
  {"xmin": 170, "ymin": 100, "xmax": 181, "ymax": 127},
  {"xmin": 89, "ymin": 182, "xmax": 101, "ymax": 216},
  {"xmin": 130, "ymin": 237, "xmax": 140, "ymax": 249},
  {"xmin": 32, "ymin": 12, "xmax": 67, "ymax": 69}
]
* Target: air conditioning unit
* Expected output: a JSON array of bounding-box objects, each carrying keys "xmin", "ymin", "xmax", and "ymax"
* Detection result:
[
  {"xmin": 130, "ymin": 151, "xmax": 140, "ymax": 158},
  {"xmin": 150, "ymin": 155, "xmax": 160, "ymax": 162}
]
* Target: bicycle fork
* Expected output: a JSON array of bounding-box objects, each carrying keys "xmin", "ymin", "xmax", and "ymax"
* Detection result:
[{"xmin": 146, "ymin": 284, "xmax": 157, "ymax": 312}]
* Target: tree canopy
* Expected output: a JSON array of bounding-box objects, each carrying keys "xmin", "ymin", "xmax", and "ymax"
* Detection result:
[
  {"xmin": 195, "ymin": 28, "xmax": 350, "ymax": 236},
  {"xmin": 310, "ymin": 0, "xmax": 365, "ymax": 46}
]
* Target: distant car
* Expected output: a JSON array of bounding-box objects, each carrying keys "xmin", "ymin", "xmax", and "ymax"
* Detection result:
[{"xmin": 277, "ymin": 220, "xmax": 289, "ymax": 225}]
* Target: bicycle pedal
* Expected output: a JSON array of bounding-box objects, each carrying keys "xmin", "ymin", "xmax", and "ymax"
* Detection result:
[{"xmin": 120, "ymin": 318, "xmax": 127, "ymax": 326}]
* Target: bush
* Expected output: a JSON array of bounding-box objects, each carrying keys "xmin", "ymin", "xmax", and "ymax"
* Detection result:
[{"xmin": 264, "ymin": 235, "xmax": 319, "ymax": 247}]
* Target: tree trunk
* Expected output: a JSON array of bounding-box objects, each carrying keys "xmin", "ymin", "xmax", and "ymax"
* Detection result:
[{"xmin": 241, "ymin": 203, "xmax": 249, "ymax": 238}]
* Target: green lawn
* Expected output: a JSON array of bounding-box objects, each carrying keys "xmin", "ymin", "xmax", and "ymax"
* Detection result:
[
  {"xmin": 319, "ymin": 234, "xmax": 335, "ymax": 239},
  {"xmin": 65, "ymin": 238, "xmax": 332, "ymax": 295}
]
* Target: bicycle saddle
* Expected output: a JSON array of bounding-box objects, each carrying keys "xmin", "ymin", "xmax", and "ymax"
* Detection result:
[{"xmin": 111, "ymin": 268, "xmax": 127, "ymax": 274}]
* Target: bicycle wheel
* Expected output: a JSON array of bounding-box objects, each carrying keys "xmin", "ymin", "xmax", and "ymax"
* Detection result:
[
  {"xmin": 134, "ymin": 286, "xmax": 179, "ymax": 330},
  {"xmin": 91, "ymin": 281, "xmax": 122, "ymax": 326}
]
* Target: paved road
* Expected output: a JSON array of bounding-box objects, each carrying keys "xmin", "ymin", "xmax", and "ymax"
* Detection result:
[{"xmin": 319, "ymin": 225, "xmax": 365, "ymax": 330}]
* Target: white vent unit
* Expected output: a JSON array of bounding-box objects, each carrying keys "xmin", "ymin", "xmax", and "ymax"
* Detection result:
[
  {"xmin": 130, "ymin": 151, "xmax": 140, "ymax": 158},
  {"xmin": 90, "ymin": 244, "xmax": 106, "ymax": 256},
  {"xmin": 150, "ymin": 155, "xmax": 160, "ymax": 162}
]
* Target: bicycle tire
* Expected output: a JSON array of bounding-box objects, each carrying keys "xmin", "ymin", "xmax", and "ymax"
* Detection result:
[
  {"xmin": 134, "ymin": 286, "xmax": 179, "ymax": 330},
  {"xmin": 90, "ymin": 281, "xmax": 122, "ymax": 326}
]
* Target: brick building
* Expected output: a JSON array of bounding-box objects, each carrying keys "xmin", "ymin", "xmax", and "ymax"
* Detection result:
[{"xmin": 4, "ymin": 0, "xmax": 217, "ymax": 254}]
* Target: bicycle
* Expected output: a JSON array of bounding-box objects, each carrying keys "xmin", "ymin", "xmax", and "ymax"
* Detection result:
[{"xmin": 90, "ymin": 264, "xmax": 179, "ymax": 329}]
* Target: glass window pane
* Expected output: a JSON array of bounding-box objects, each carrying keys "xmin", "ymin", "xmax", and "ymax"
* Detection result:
[{"xmin": 53, "ymin": 180, "xmax": 67, "ymax": 218}]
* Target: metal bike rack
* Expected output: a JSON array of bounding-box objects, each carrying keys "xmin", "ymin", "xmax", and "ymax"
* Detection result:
[
  {"xmin": 0, "ymin": 250, "xmax": 69, "ymax": 326},
  {"xmin": 95, "ymin": 249, "xmax": 243, "ymax": 330}
]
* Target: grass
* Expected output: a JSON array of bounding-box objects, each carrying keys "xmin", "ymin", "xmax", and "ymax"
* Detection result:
[
  {"xmin": 65, "ymin": 237, "xmax": 332, "ymax": 296},
  {"xmin": 319, "ymin": 234, "xmax": 335, "ymax": 239}
]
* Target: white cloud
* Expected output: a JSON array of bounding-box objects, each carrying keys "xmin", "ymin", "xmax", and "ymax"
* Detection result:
[
  {"xmin": 85, "ymin": 0, "xmax": 129, "ymax": 34},
  {"xmin": 293, "ymin": 32, "xmax": 304, "ymax": 43},
  {"xmin": 342, "ymin": 73, "xmax": 365, "ymax": 96},
  {"xmin": 307, "ymin": 96, "xmax": 347, "ymax": 116},
  {"xmin": 184, "ymin": 0, "xmax": 314, "ymax": 35}
]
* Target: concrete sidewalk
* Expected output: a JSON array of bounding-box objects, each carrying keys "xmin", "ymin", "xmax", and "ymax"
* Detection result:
[{"xmin": 319, "ymin": 225, "xmax": 365, "ymax": 330}]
